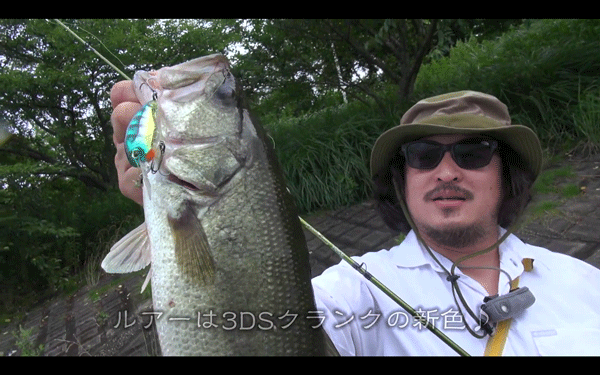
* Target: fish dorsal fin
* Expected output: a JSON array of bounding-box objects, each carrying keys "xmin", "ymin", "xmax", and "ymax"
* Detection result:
[
  {"xmin": 167, "ymin": 204, "xmax": 215, "ymax": 286},
  {"xmin": 101, "ymin": 222, "xmax": 152, "ymax": 274}
]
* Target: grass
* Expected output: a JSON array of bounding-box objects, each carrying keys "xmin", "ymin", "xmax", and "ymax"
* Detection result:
[
  {"xmin": 87, "ymin": 277, "xmax": 123, "ymax": 303},
  {"xmin": 529, "ymin": 200, "xmax": 561, "ymax": 220},
  {"xmin": 532, "ymin": 164, "xmax": 583, "ymax": 199},
  {"xmin": 415, "ymin": 19, "xmax": 600, "ymax": 153},
  {"xmin": 86, "ymin": 268, "xmax": 150, "ymax": 304},
  {"xmin": 533, "ymin": 166, "xmax": 576, "ymax": 194},
  {"xmin": 519, "ymin": 154, "xmax": 585, "ymax": 231},
  {"xmin": 572, "ymin": 88, "xmax": 600, "ymax": 155},
  {"xmin": 561, "ymin": 184, "xmax": 582, "ymax": 199},
  {"xmin": 268, "ymin": 100, "xmax": 399, "ymax": 213}
]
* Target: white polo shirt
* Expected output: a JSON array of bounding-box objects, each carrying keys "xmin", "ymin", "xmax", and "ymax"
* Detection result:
[{"xmin": 312, "ymin": 228, "xmax": 600, "ymax": 356}]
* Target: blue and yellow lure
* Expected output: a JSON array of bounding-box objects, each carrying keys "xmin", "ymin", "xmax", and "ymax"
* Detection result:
[{"xmin": 125, "ymin": 101, "xmax": 158, "ymax": 168}]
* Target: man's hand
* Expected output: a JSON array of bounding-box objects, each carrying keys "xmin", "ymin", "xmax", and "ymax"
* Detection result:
[{"xmin": 110, "ymin": 80, "xmax": 143, "ymax": 205}]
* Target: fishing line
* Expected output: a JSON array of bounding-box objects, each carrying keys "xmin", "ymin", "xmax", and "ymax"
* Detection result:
[
  {"xmin": 55, "ymin": 19, "xmax": 129, "ymax": 74},
  {"xmin": 52, "ymin": 19, "xmax": 131, "ymax": 81}
]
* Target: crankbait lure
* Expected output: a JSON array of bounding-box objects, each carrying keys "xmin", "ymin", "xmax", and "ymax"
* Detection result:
[
  {"xmin": 125, "ymin": 101, "xmax": 158, "ymax": 168},
  {"xmin": 124, "ymin": 100, "xmax": 164, "ymax": 199}
]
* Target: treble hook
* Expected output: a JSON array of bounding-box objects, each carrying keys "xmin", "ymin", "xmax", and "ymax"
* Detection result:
[
  {"xmin": 138, "ymin": 81, "xmax": 159, "ymax": 102},
  {"xmin": 150, "ymin": 141, "xmax": 165, "ymax": 174}
]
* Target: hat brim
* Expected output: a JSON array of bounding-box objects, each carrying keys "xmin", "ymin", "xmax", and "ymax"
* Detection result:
[{"xmin": 370, "ymin": 122, "xmax": 543, "ymax": 179}]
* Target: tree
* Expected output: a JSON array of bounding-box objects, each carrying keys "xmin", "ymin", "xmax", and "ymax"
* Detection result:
[
  {"xmin": 236, "ymin": 19, "xmax": 439, "ymax": 116},
  {"xmin": 0, "ymin": 18, "xmax": 525, "ymax": 309},
  {"xmin": 234, "ymin": 19, "xmax": 524, "ymax": 119},
  {"xmin": 0, "ymin": 19, "xmax": 238, "ymax": 303},
  {"xmin": 0, "ymin": 19, "xmax": 240, "ymax": 192}
]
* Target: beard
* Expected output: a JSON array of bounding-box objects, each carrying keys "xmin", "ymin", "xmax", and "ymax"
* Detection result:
[
  {"xmin": 415, "ymin": 183, "xmax": 501, "ymax": 249},
  {"xmin": 418, "ymin": 220, "xmax": 489, "ymax": 249}
]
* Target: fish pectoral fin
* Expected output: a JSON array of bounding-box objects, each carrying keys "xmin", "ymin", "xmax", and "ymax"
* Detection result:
[
  {"xmin": 168, "ymin": 205, "xmax": 215, "ymax": 286},
  {"xmin": 101, "ymin": 222, "xmax": 152, "ymax": 274}
]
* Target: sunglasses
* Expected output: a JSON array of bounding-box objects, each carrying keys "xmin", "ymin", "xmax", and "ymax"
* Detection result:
[{"xmin": 401, "ymin": 138, "xmax": 498, "ymax": 170}]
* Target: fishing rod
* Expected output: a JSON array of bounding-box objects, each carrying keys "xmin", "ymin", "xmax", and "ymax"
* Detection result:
[
  {"xmin": 53, "ymin": 19, "xmax": 470, "ymax": 357},
  {"xmin": 299, "ymin": 217, "xmax": 470, "ymax": 356}
]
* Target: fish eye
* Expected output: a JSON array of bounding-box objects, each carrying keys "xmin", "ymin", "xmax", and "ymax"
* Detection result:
[
  {"xmin": 214, "ymin": 83, "xmax": 235, "ymax": 101},
  {"xmin": 212, "ymin": 73, "xmax": 237, "ymax": 106}
]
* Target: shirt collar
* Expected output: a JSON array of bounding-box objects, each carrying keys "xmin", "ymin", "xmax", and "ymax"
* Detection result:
[
  {"xmin": 390, "ymin": 230, "xmax": 449, "ymax": 272},
  {"xmin": 390, "ymin": 227, "xmax": 537, "ymax": 280}
]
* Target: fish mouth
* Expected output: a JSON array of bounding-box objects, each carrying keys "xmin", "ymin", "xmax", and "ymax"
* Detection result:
[{"xmin": 167, "ymin": 173, "xmax": 200, "ymax": 191}]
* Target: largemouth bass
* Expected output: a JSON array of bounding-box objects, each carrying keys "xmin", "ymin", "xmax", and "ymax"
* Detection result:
[{"xmin": 102, "ymin": 54, "xmax": 329, "ymax": 356}]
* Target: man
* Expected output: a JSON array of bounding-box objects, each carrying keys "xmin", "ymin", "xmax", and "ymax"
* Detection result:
[
  {"xmin": 311, "ymin": 91, "xmax": 600, "ymax": 355},
  {"xmin": 111, "ymin": 83, "xmax": 600, "ymax": 355}
]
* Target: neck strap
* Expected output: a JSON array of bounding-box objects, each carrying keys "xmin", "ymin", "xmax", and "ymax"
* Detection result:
[{"xmin": 393, "ymin": 179, "xmax": 523, "ymax": 338}]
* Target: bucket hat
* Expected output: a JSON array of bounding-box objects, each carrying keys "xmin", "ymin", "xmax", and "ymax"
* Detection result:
[{"xmin": 370, "ymin": 90, "xmax": 543, "ymax": 180}]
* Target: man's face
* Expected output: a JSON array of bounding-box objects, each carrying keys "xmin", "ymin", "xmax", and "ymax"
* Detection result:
[{"xmin": 404, "ymin": 134, "xmax": 503, "ymax": 249}]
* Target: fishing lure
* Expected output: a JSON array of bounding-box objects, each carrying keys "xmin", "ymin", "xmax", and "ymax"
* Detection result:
[
  {"xmin": 125, "ymin": 101, "xmax": 158, "ymax": 168},
  {"xmin": 125, "ymin": 100, "xmax": 164, "ymax": 199}
]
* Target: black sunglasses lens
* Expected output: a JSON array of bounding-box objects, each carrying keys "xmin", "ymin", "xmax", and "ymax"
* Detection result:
[
  {"xmin": 453, "ymin": 141, "xmax": 495, "ymax": 169},
  {"xmin": 405, "ymin": 142, "xmax": 444, "ymax": 169},
  {"xmin": 404, "ymin": 140, "xmax": 496, "ymax": 169}
]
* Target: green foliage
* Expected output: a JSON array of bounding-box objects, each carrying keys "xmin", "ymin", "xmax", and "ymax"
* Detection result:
[
  {"xmin": 0, "ymin": 19, "xmax": 231, "ymax": 315},
  {"xmin": 0, "ymin": 172, "xmax": 143, "ymax": 314},
  {"xmin": 529, "ymin": 200, "xmax": 561, "ymax": 221},
  {"xmin": 531, "ymin": 165, "xmax": 581, "ymax": 199},
  {"xmin": 236, "ymin": 19, "xmax": 495, "ymax": 119},
  {"xmin": 572, "ymin": 88, "xmax": 600, "ymax": 155},
  {"xmin": 560, "ymin": 184, "xmax": 581, "ymax": 199},
  {"xmin": 268, "ymin": 19, "xmax": 600, "ymax": 215},
  {"xmin": 13, "ymin": 325, "xmax": 44, "ymax": 356}
]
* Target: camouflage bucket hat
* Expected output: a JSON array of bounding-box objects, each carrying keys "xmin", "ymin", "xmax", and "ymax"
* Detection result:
[{"xmin": 370, "ymin": 90, "xmax": 543, "ymax": 179}]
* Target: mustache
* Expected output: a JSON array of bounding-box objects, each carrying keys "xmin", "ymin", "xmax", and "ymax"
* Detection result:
[{"xmin": 423, "ymin": 182, "xmax": 474, "ymax": 201}]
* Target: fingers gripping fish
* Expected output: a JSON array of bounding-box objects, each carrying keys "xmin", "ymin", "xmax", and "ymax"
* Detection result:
[{"xmin": 101, "ymin": 54, "xmax": 331, "ymax": 356}]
